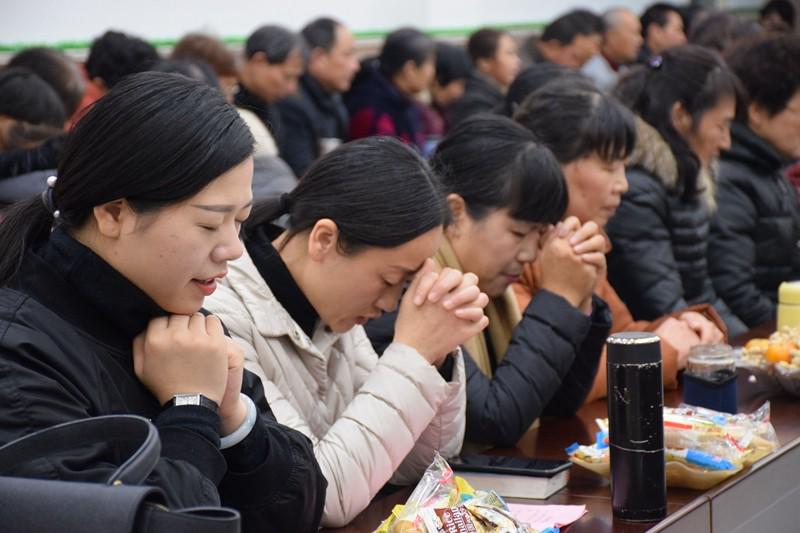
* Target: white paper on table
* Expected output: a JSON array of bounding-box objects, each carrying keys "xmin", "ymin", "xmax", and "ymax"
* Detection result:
[{"xmin": 506, "ymin": 503, "xmax": 587, "ymax": 530}]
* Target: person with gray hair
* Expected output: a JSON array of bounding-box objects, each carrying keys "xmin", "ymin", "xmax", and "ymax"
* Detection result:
[
  {"xmin": 235, "ymin": 25, "xmax": 305, "ymax": 156},
  {"xmin": 582, "ymin": 7, "xmax": 643, "ymax": 92}
]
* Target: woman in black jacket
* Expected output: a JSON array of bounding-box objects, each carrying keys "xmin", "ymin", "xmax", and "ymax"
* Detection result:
[
  {"xmin": 709, "ymin": 35, "xmax": 800, "ymax": 328},
  {"xmin": 0, "ymin": 72, "xmax": 325, "ymax": 532},
  {"xmin": 367, "ymin": 115, "xmax": 611, "ymax": 447},
  {"xmin": 606, "ymin": 45, "xmax": 748, "ymax": 337}
]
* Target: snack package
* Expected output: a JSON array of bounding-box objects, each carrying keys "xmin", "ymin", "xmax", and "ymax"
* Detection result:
[
  {"xmin": 567, "ymin": 403, "xmax": 779, "ymax": 490},
  {"xmin": 741, "ymin": 327, "xmax": 800, "ymax": 397},
  {"xmin": 375, "ymin": 453, "xmax": 549, "ymax": 533}
]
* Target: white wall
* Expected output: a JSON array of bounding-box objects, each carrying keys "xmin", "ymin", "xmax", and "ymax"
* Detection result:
[{"xmin": 2, "ymin": 0, "xmax": 652, "ymax": 48}]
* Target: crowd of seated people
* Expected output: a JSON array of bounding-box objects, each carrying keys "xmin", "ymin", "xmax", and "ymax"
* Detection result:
[{"xmin": 1, "ymin": 1, "xmax": 799, "ymax": 530}]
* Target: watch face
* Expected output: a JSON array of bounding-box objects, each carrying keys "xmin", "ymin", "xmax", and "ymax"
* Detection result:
[{"xmin": 174, "ymin": 394, "xmax": 201, "ymax": 407}]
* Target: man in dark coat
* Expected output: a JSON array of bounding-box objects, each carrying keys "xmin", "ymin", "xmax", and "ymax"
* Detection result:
[
  {"xmin": 236, "ymin": 25, "xmax": 304, "ymax": 147},
  {"xmin": 277, "ymin": 18, "xmax": 359, "ymax": 177}
]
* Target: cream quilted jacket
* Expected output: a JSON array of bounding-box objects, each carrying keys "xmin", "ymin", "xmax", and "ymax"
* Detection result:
[{"xmin": 205, "ymin": 250, "xmax": 466, "ymax": 527}]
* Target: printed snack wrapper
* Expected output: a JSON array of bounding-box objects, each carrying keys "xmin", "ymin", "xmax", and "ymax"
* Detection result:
[
  {"xmin": 374, "ymin": 453, "xmax": 552, "ymax": 533},
  {"xmin": 566, "ymin": 402, "xmax": 779, "ymax": 490}
]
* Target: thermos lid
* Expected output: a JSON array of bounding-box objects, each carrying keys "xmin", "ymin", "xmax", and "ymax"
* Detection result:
[
  {"xmin": 779, "ymin": 281, "xmax": 800, "ymax": 305},
  {"xmin": 607, "ymin": 332, "xmax": 661, "ymax": 364}
]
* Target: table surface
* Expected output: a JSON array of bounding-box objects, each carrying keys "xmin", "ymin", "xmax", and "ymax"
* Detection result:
[{"xmin": 324, "ymin": 323, "xmax": 800, "ymax": 533}]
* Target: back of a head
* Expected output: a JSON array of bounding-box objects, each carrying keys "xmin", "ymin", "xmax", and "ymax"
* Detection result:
[
  {"xmin": 245, "ymin": 25, "xmax": 304, "ymax": 63},
  {"xmin": 246, "ymin": 136, "xmax": 448, "ymax": 254},
  {"xmin": 150, "ymin": 58, "xmax": 220, "ymax": 89},
  {"xmin": 0, "ymin": 67, "xmax": 66, "ymax": 128},
  {"xmin": 301, "ymin": 17, "xmax": 341, "ymax": 52},
  {"xmin": 171, "ymin": 33, "xmax": 239, "ymax": 78},
  {"xmin": 0, "ymin": 71, "xmax": 253, "ymax": 285},
  {"xmin": 514, "ymin": 78, "xmax": 636, "ymax": 165},
  {"xmin": 641, "ymin": 3, "xmax": 682, "ymax": 36},
  {"xmin": 726, "ymin": 33, "xmax": 800, "ymax": 119},
  {"xmin": 467, "ymin": 28, "xmax": 504, "ymax": 63},
  {"xmin": 379, "ymin": 27, "xmax": 435, "ymax": 78},
  {"xmin": 85, "ymin": 30, "xmax": 160, "ymax": 88},
  {"xmin": 501, "ymin": 63, "xmax": 586, "ymax": 116},
  {"xmin": 431, "ymin": 113, "xmax": 567, "ymax": 224},
  {"xmin": 8, "ymin": 47, "xmax": 86, "ymax": 117},
  {"xmin": 760, "ymin": 0, "xmax": 796, "ymax": 31},
  {"xmin": 689, "ymin": 11, "xmax": 762, "ymax": 52},
  {"xmin": 436, "ymin": 42, "xmax": 472, "ymax": 86},
  {"xmin": 542, "ymin": 9, "xmax": 605, "ymax": 44}
]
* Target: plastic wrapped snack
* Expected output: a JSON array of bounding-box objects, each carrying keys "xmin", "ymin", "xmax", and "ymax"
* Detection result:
[
  {"xmin": 741, "ymin": 327, "xmax": 800, "ymax": 397},
  {"xmin": 375, "ymin": 454, "xmax": 549, "ymax": 533},
  {"xmin": 567, "ymin": 403, "xmax": 779, "ymax": 490}
]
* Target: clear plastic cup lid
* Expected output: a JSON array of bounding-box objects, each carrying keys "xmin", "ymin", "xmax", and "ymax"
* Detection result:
[{"xmin": 687, "ymin": 344, "xmax": 735, "ymax": 377}]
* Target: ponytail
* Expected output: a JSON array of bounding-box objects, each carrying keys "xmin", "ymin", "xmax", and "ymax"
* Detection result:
[
  {"xmin": 244, "ymin": 192, "xmax": 294, "ymax": 239},
  {"xmin": 0, "ymin": 195, "xmax": 55, "ymax": 285}
]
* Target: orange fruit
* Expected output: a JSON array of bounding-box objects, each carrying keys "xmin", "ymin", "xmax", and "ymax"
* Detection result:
[
  {"xmin": 765, "ymin": 343, "xmax": 792, "ymax": 364},
  {"xmin": 745, "ymin": 339, "xmax": 769, "ymax": 352}
]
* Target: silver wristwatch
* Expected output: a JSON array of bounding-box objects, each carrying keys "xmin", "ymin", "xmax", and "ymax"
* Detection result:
[{"xmin": 163, "ymin": 393, "xmax": 219, "ymax": 414}]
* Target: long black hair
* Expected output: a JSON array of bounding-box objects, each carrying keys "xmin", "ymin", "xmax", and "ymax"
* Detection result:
[
  {"xmin": 514, "ymin": 78, "xmax": 636, "ymax": 164},
  {"xmin": 499, "ymin": 63, "xmax": 587, "ymax": 117},
  {"xmin": 615, "ymin": 44, "xmax": 740, "ymax": 200},
  {"xmin": 430, "ymin": 113, "xmax": 568, "ymax": 224},
  {"xmin": 0, "ymin": 71, "xmax": 253, "ymax": 285},
  {"xmin": 245, "ymin": 136, "xmax": 449, "ymax": 254}
]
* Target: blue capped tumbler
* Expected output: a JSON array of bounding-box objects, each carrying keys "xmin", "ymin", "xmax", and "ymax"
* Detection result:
[{"xmin": 606, "ymin": 332, "xmax": 667, "ymax": 522}]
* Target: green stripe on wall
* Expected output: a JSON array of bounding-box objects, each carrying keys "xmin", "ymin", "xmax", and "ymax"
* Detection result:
[{"xmin": 0, "ymin": 21, "xmax": 546, "ymax": 53}]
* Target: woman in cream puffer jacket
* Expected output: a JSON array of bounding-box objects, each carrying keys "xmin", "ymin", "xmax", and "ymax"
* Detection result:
[
  {"xmin": 205, "ymin": 136, "xmax": 488, "ymax": 528},
  {"xmin": 208, "ymin": 250, "xmax": 466, "ymax": 527}
]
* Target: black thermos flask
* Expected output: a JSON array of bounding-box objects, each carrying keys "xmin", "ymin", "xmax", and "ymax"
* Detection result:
[{"xmin": 606, "ymin": 332, "xmax": 666, "ymax": 522}]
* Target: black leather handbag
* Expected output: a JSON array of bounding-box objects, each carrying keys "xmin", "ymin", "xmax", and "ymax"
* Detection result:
[{"xmin": 0, "ymin": 415, "xmax": 241, "ymax": 533}]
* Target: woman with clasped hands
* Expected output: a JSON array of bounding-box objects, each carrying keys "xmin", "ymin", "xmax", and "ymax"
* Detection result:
[
  {"xmin": 0, "ymin": 73, "xmax": 326, "ymax": 533},
  {"xmin": 205, "ymin": 137, "xmax": 489, "ymax": 528}
]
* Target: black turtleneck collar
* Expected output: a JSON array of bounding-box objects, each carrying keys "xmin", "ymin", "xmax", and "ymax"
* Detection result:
[
  {"xmin": 245, "ymin": 225, "xmax": 319, "ymax": 338},
  {"xmin": 725, "ymin": 122, "xmax": 785, "ymax": 175},
  {"xmin": 301, "ymin": 74, "xmax": 334, "ymax": 108},
  {"xmin": 13, "ymin": 227, "xmax": 170, "ymax": 350},
  {"xmin": 235, "ymin": 84, "xmax": 282, "ymax": 138},
  {"xmin": 235, "ymin": 83, "xmax": 267, "ymax": 111}
]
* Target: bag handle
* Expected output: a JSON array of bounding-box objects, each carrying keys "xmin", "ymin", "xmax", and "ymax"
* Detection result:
[{"xmin": 0, "ymin": 415, "xmax": 160, "ymax": 485}]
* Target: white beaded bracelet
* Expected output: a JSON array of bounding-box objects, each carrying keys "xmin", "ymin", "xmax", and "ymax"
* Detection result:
[{"xmin": 220, "ymin": 393, "xmax": 258, "ymax": 450}]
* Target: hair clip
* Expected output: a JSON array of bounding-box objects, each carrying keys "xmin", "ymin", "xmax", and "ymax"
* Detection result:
[
  {"xmin": 647, "ymin": 55, "xmax": 663, "ymax": 70},
  {"xmin": 41, "ymin": 175, "xmax": 59, "ymax": 219}
]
